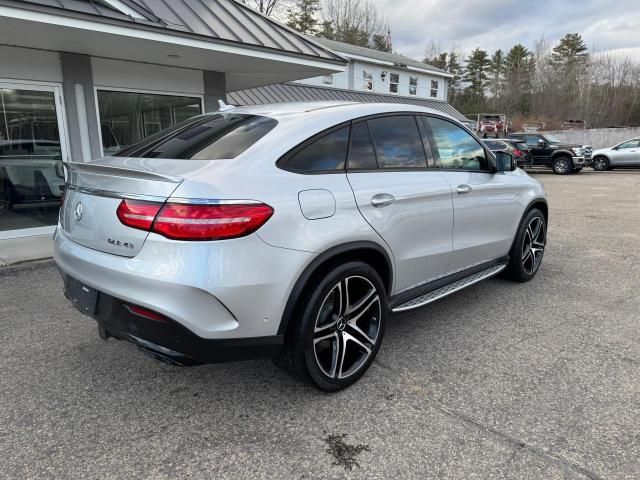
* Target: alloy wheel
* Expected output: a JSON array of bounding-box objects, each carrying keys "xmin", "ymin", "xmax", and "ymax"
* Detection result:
[
  {"xmin": 522, "ymin": 217, "xmax": 545, "ymax": 275},
  {"xmin": 554, "ymin": 158, "xmax": 569, "ymax": 174},
  {"xmin": 313, "ymin": 276, "xmax": 382, "ymax": 380},
  {"xmin": 593, "ymin": 158, "xmax": 607, "ymax": 171}
]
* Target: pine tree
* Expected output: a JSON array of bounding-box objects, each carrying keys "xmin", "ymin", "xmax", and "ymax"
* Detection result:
[
  {"xmin": 463, "ymin": 48, "xmax": 490, "ymax": 103},
  {"xmin": 447, "ymin": 52, "xmax": 463, "ymax": 105},
  {"xmin": 371, "ymin": 32, "xmax": 392, "ymax": 53},
  {"xmin": 286, "ymin": 0, "xmax": 321, "ymax": 35},
  {"xmin": 504, "ymin": 44, "xmax": 534, "ymax": 115},
  {"xmin": 489, "ymin": 49, "xmax": 505, "ymax": 101},
  {"xmin": 551, "ymin": 33, "xmax": 588, "ymax": 68}
]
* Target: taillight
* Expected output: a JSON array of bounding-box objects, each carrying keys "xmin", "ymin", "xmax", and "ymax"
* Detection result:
[
  {"xmin": 117, "ymin": 199, "xmax": 162, "ymax": 230},
  {"xmin": 513, "ymin": 149, "xmax": 523, "ymax": 157},
  {"xmin": 116, "ymin": 199, "xmax": 273, "ymax": 241},
  {"xmin": 153, "ymin": 203, "xmax": 274, "ymax": 240}
]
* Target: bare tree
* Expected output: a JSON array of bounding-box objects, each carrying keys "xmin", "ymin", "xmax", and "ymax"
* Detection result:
[
  {"xmin": 241, "ymin": 0, "xmax": 290, "ymax": 18},
  {"xmin": 320, "ymin": 0, "xmax": 386, "ymax": 47}
]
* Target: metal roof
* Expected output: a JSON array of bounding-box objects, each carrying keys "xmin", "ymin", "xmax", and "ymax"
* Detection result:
[
  {"xmin": 308, "ymin": 36, "xmax": 451, "ymax": 76},
  {"xmin": 227, "ymin": 83, "xmax": 468, "ymax": 122},
  {"xmin": 14, "ymin": 0, "xmax": 345, "ymax": 63}
]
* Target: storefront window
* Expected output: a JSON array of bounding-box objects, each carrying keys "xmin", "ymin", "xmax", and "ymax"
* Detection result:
[
  {"xmin": 0, "ymin": 87, "xmax": 65, "ymax": 233},
  {"xmin": 97, "ymin": 90, "xmax": 202, "ymax": 155}
]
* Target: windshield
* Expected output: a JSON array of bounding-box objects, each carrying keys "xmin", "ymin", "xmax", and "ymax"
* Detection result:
[{"xmin": 544, "ymin": 133, "xmax": 563, "ymax": 144}]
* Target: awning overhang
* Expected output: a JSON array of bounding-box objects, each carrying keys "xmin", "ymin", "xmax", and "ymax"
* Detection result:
[{"xmin": 0, "ymin": 5, "xmax": 346, "ymax": 91}]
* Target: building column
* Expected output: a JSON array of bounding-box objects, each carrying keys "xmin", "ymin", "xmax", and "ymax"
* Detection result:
[
  {"xmin": 60, "ymin": 53, "xmax": 102, "ymax": 162},
  {"xmin": 203, "ymin": 71, "xmax": 227, "ymax": 112}
]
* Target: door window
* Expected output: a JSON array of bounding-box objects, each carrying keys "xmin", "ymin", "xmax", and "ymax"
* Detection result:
[
  {"xmin": 279, "ymin": 126, "xmax": 350, "ymax": 173},
  {"xmin": 524, "ymin": 135, "xmax": 541, "ymax": 147},
  {"xmin": 0, "ymin": 87, "xmax": 65, "ymax": 232},
  {"xmin": 347, "ymin": 122, "xmax": 377, "ymax": 170},
  {"xmin": 367, "ymin": 116, "xmax": 428, "ymax": 169},
  {"xmin": 426, "ymin": 117, "xmax": 489, "ymax": 171},
  {"xmin": 617, "ymin": 139, "xmax": 640, "ymax": 149}
]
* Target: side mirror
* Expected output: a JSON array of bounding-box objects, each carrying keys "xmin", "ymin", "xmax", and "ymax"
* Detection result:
[
  {"xmin": 495, "ymin": 151, "xmax": 517, "ymax": 172},
  {"xmin": 537, "ymin": 139, "xmax": 546, "ymax": 148}
]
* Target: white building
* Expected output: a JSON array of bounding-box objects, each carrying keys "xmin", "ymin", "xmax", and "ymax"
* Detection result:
[
  {"xmin": 228, "ymin": 37, "xmax": 466, "ymax": 122},
  {"xmin": 297, "ymin": 37, "xmax": 451, "ymax": 102}
]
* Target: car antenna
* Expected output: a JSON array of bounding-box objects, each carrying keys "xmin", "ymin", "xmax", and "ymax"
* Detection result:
[{"xmin": 218, "ymin": 100, "xmax": 236, "ymax": 112}]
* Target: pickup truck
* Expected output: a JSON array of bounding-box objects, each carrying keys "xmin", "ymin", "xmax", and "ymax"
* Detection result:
[{"xmin": 509, "ymin": 133, "xmax": 592, "ymax": 175}]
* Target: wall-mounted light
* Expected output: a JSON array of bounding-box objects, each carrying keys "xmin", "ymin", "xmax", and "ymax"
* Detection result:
[{"xmin": 380, "ymin": 71, "xmax": 388, "ymax": 81}]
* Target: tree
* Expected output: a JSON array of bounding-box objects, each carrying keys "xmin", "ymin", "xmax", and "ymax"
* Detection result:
[
  {"xmin": 371, "ymin": 30, "xmax": 392, "ymax": 53},
  {"xmin": 286, "ymin": 0, "xmax": 321, "ymax": 35},
  {"xmin": 462, "ymin": 48, "xmax": 490, "ymax": 111},
  {"xmin": 241, "ymin": 0, "xmax": 287, "ymax": 17},
  {"xmin": 446, "ymin": 51, "xmax": 463, "ymax": 105},
  {"xmin": 488, "ymin": 49, "xmax": 505, "ymax": 102},
  {"xmin": 551, "ymin": 33, "xmax": 588, "ymax": 68},
  {"xmin": 503, "ymin": 44, "xmax": 534, "ymax": 114},
  {"xmin": 319, "ymin": 0, "xmax": 386, "ymax": 48}
]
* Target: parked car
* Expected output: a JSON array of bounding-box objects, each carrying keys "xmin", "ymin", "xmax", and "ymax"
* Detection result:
[
  {"xmin": 482, "ymin": 139, "xmax": 531, "ymax": 166},
  {"xmin": 509, "ymin": 132, "xmax": 592, "ymax": 174},
  {"xmin": 0, "ymin": 140, "xmax": 64, "ymax": 210},
  {"xmin": 54, "ymin": 102, "xmax": 548, "ymax": 391},
  {"xmin": 476, "ymin": 114, "xmax": 510, "ymax": 138},
  {"xmin": 591, "ymin": 138, "xmax": 640, "ymax": 171}
]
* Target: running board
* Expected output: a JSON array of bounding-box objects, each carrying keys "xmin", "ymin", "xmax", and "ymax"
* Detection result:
[{"xmin": 392, "ymin": 264, "xmax": 507, "ymax": 313}]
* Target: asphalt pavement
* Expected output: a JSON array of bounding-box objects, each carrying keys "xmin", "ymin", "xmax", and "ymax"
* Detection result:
[{"xmin": 1, "ymin": 170, "xmax": 639, "ymax": 479}]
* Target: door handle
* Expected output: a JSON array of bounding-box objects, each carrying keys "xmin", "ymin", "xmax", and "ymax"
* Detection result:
[
  {"xmin": 457, "ymin": 184, "xmax": 473, "ymax": 195},
  {"xmin": 371, "ymin": 193, "xmax": 395, "ymax": 208}
]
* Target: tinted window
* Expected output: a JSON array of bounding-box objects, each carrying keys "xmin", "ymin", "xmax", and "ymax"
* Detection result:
[
  {"xmin": 427, "ymin": 117, "xmax": 489, "ymax": 171},
  {"xmin": 617, "ymin": 139, "xmax": 640, "ymax": 149},
  {"xmin": 347, "ymin": 122, "xmax": 377, "ymax": 170},
  {"xmin": 483, "ymin": 140, "xmax": 506, "ymax": 151},
  {"xmin": 281, "ymin": 126, "xmax": 349, "ymax": 172},
  {"xmin": 524, "ymin": 135, "xmax": 540, "ymax": 147},
  {"xmin": 367, "ymin": 116, "xmax": 427, "ymax": 169},
  {"xmin": 115, "ymin": 114, "xmax": 277, "ymax": 159}
]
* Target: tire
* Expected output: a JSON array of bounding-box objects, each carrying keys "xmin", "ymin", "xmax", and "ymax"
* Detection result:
[
  {"xmin": 503, "ymin": 208, "xmax": 546, "ymax": 283},
  {"xmin": 275, "ymin": 261, "xmax": 387, "ymax": 392},
  {"xmin": 551, "ymin": 156, "xmax": 573, "ymax": 175},
  {"xmin": 592, "ymin": 156, "xmax": 610, "ymax": 171}
]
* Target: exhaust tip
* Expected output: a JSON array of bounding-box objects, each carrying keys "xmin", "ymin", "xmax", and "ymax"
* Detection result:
[{"xmin": 130, "ymin": 334, "xmax": 202, "ymax": 367}]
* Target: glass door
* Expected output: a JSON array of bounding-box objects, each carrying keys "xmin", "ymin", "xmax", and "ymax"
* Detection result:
[{"xmin": 0, "ymin": 82, "xmax": 69, "ymax": 237}]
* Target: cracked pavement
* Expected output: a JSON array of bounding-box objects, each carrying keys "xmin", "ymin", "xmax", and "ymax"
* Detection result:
[{"xmin": 1, "ymin": 170, "xmax": 639, "ymax": 479}]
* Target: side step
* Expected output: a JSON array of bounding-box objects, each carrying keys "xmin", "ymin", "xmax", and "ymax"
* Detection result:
[{"xmin": 392, "ymin": 264, "xmax": 507, "ymax": 313}]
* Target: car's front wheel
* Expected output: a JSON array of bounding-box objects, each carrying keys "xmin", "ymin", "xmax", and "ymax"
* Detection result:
[
  {"xmin": 592, "ymin": 156, "xmax": 610, "ymax": 171},
  {"xmin": 276, "ymin": 262, "xmax": 387, "ymax": 391},
  {"xmin": 504, "ymin": 209, "xmax": 546, "ymax": 282}
]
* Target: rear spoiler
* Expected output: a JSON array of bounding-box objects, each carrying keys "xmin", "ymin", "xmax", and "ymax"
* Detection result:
[{"xmin": 65, "ymin": 161, "xmax": 183, "ymax": 184}]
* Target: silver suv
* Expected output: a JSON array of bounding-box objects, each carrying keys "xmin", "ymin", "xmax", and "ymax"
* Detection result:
[{"xmin": 55, "ymin": 102, "xmax": 548, "ymax": 391}]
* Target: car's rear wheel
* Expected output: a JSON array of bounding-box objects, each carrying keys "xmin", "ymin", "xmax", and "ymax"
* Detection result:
[
  {"xmin": 592, "ymin": 156, "xmax": 609, "ymax": 171},
  {"xmin": 276, "ymin": 262, "xmax": 387, "ymax": 391},
  {"xmin": 504, "ymin": 209, "xmax": 546, "ymax": 282},
  {"xmin": 552, "ymin": 156, "xmax": 572, "ymax": 175}
]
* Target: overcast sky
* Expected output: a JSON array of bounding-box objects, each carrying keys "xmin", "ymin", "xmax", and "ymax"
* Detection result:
[{"xmin": 379, "ymin": 0, "xmax": 640, "ymax": 61}]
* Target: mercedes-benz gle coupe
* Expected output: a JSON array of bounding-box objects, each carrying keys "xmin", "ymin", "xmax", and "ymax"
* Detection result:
[{"xmin": 55, "ymin": 102, "xmax": 548, "ymax": 391}]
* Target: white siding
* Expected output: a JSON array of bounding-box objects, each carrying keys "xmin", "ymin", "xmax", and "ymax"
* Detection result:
[
  {"xmin": 0, "ymin": 45, "xmax": 62, "ymax": 83},
  {"xmin": 297, "ymin": 59, "xmax": 449, "ymax": 101},
  {"xmin": 91, "ymin": 58, "xmax": 204, "ymax": 95}
]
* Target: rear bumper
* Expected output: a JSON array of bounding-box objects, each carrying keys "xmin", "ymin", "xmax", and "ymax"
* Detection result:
[
  {"xmin": 61, "ymin": 272, "xmax": 283, "ymax": 365},
  {"xmin": 54, "ymin": 225, "xmax": 313, "ymax": 340}
]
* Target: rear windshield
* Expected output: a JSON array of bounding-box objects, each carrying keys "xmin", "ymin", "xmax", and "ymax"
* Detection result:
[{"xmin": 114, "ymin": 113, "xmax": 278, "ymax": 159}]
